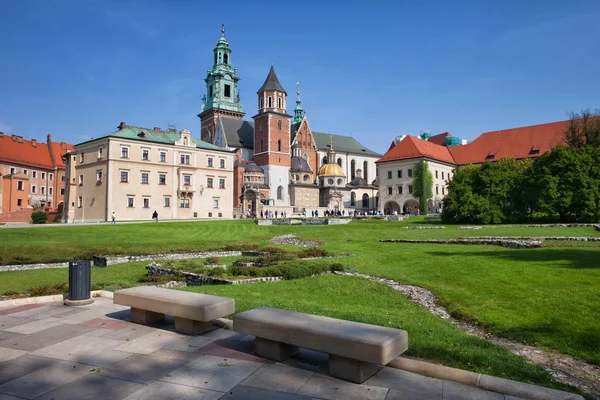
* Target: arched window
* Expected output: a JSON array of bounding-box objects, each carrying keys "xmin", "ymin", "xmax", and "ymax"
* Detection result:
[
  {"xmin": 278, "ymin": 121, "xmax": 282, "ymax": 131},
  {"xmin": 351, "ymin": 160, "xmax": 356, "ymax": 180},
  {"xmin": 350, "ymin": 192, "xmax": 356, "ymax": 206},
  {"xmin": 223, "ymin": 53, "xmax": 228, "ymax": 64},
  {"xmin": 303, "ymin": 174, "xmax": 309, "ymax": 182},
  {"xmin": 303, "ymin": 153, "xmax": 308, "ymax": 161},
  {"xmin": 322, "ymin": 156, "xmax": 328, "ymax": 165},
  {"xmin": 337, "ymin": 158, "xmax": 342, "ymax": 167},
  {"xmin": 277, "ymin": 186, "xmax": 283, "ymax": 200},
  {"xmin": 268, "ymin": 97, "xmax": 272, "ymax": 108},
  {"xmin": 260, "ymin": 140, "xmax": 263, "ymax": 152},
  {"xmin": 363, "ymin": 161, "xmax": 368, "ymax": 182},
  {"xmin": 278, "ymin": 97, "xmax": 282, "ymax": 108},
  {"xmin": 362, "ymin": 194, "xmax": 369, "ymax": 208},
  {"xmin": 278, "ymin": 140, "xmax": 281, "ymax": 152}
]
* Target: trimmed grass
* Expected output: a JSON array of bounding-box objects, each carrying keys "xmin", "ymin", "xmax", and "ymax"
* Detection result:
[{"xmin": 181, "ymin": 275, "xmax": 575, "ymax": 393}]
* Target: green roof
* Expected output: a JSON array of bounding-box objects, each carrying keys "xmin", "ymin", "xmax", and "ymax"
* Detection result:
[
  {"xmin": 78, "ymin": 126, "xmax": 232, "ymax": 152},
  {"xmin": 312, "ymin": 132, "xmax": 382, "ymax": 157}
]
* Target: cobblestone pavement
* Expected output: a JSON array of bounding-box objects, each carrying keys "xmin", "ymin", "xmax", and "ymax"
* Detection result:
[{"xmin": 0, "ymin": 297, "xmax": 527, "ymax": 399}]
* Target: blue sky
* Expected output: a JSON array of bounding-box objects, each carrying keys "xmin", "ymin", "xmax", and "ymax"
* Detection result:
[{"xmin": 1, "ymin": 0, "xmax": 599, "ymax": 154}]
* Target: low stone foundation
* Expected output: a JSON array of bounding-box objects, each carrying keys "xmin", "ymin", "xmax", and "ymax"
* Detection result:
[
  {"xmin": 256, "ymin": 218, "xmax": 351, "ymax": 226},
  {"xmin": 402, "ymin": 226, "xmax": 446, "ymax": 230},
  {"xmin": 459, "ymin": 223, "xmax": 600, "ymax": 229},
  {"xmin": 379, "ymin": 238, "xmax": 543, "ymax": 248},
  {"xmin": 145, "ymin": 263, "xmax": 282, "ymax": 286},
  {"xmin": 465, "ymin": 236, "xmax": 600, "ymax": 242},
  {"xmin": 92, "ymin": 250, "xmax": 243, "ymax": 267}
]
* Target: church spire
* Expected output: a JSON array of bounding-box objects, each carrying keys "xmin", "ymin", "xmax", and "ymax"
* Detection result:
[{"xmin": 292, "ymin": 82, "xmax": 304, "ymax": 124}]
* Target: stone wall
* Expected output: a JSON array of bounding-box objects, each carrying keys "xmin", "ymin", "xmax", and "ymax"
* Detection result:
[
  {"xmin": 93, "ymin": 250, "xmax": 243, "ymax": 267},
  {"xmin": 0, "ymin": 208, "xmax": 34, "ymax": 223},
  {"xmin": 403, "ymin": 226, "xmax": 446, "ymax": 229},
  {"xmin": 460, "ymin": 224, "xmax": 600, "ymax": 229},
  {"xmin": 256, "ymin": 218, "xmax": 351, "ymax": 226},
  {"xmin": 145, "ymin": 263, "xmax": 282, "ymax": 286},
  {"xmin": 379, "ymin": 238, "xmax": 543, "ymax": 248},
  {"xmin": 466, "ymin": 236, "xmax": 600, "ymax": 242}
]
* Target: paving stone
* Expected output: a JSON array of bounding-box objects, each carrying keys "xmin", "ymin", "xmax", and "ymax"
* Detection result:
[
  {"xmin": 161, "ymin": 354, "xmax": 262, "ymax": 392},
  {"xmin": 0, "ymin": 360, "xmax": 90, "ymax": 399},
  {"xmin": 31, "ymin": 335, "xmax": 122, "ymax": 361},
  {"xmin": 0, "ymin": 348, "xmax": 28, "ymax": 363},
  {"xmin": 4, "ymin": 318, "xmax": 63, "ymax": 334},
  {"xmin": 3, "ymin": 305, "xmax": 57, "ymax": 319},
  {"xmin": 58, "ymin": 307, "xmax": 121, "ymax": 324},
  {"xmin": 33, "ymin": 373, "xmax": 145, "ymax": 400},
  {"xmin": 0, "ymin": 324, "xmax": 94, "ymax": 352},
  {"xmin": 98, "ymin": 354, "xmax": 187, "ymax": 384},
  {"xmin": 0, "ymin": 355, "xmax": 57, "ymax": 384},
  {"xmin": 197, "ymin": 338, "xmax": 274, "ymax": 364},
  {"xmin": 220, "ymin": 385, "xmax": 313, "ymax": 399},
  {"xmin": 29, "ymin": 307, "xmax": 86, "ymax": 320},
  {"xmin": 82, "ymin": 327, "xmax": 114, "ymax": 337},
  {"xmin": 363, "ymin": 367, "xmax": 443, "ymax": 399},
  {"xmin": 113, "ymin": 330, "xmax": 180, "ymax": 355},
  {"xmin": 241, "ymin": 363, "xmax": 315, "ymax": 394},
  {"xmin": 165, "ymin": 334, "xmax": 216, "ymax": 353},
  {"xmin": 80, "ymin": 350, "xmax": 133, "ymax": 367},
  {"xmin": 122, "ymin": 379, "xmax": 223, "ymax": 400},
  {"xmin": 149, "ymin": 348, "xmax": 202, "ymax": 362},
  {"xmin": 297, "ymin": 372, "xmax": 389, "ymax": 400},
  {"xmin": 0, "ymin": 305, "xmax": 44, "ymax": 317},
  {"xmin": 78, "ymin": 318, "xmax": 131, "ymax": 330},
  {"xmin": 0, "ymin": 316, "xmax": 34, "ymax": 331},
  {"xmin": 99, "ymin": 324, "xmax": 155, "ymax": 341},
  {"xmin": 442, "ymin": 381, "xmax": 504, "ymax": 400}
]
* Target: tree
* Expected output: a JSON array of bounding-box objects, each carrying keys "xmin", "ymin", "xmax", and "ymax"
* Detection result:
[
  {"xmin": 565, "ymin": 109, "xmax": 600, "ymax": 148},
  {"xmin": 412, "ymin": 160, "xmax": 434, "ymax": 214}
]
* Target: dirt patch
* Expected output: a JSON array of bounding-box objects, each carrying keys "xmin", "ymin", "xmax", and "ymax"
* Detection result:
[{"xmin": 335, "ymin": 271, "xmax": 600, "ymax": 399}]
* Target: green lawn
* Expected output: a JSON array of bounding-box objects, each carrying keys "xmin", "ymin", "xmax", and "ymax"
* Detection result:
[{"xmin": 0, "ymin": 218, "xmax": 598, "ymax": 394}]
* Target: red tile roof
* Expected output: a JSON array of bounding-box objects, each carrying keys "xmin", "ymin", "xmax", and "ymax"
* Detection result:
[
  {"xmin": 449, "ymin": 119, "xmax": 569, "ymax": 165},
  {"xmin": 377, "ymin": 135, "xmax": 456, "ymax": 165},
  {"xmin": 50, "ymin": 141, "xmax": 75, "ymax": 168},
  {"xmin": 0, "ymin": 134, "xmax": 74, "ymax": 170},
  {"xmin": 427, "ymin": 132, "xmax": 451, "ymax": 146}
]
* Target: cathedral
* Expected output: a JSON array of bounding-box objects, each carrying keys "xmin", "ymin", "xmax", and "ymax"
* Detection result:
[{"xmin": 198, "ymin": 27, "xmax": 382, "ymax": 216}]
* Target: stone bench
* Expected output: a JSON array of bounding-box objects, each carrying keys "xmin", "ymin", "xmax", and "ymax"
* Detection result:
[
  {"xmin": 233, "ymin": 307, "xmax": 408, "ymax": 383},
  {"xmin": 114, "ymin": 286, "xmax": 234, "ymax": 335}
]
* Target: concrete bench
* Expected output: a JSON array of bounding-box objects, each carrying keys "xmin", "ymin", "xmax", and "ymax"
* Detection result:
[
  {"xmin": 114, "ymin": 286, "xmax": 234, "ymax": 335},
  {"xmin": 233, "ymin": 307, "xmax": 408, "ymax": 383}
]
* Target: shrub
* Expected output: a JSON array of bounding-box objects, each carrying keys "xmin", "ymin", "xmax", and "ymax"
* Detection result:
[
  {"xmin": 329, "ymin": 263, "xmax": 345, "ymax": 272},
  {"xmin": 31, "ymin": 211, "xmax": 48, "ymax": 224},
  {"xmin": 206, "ymin": 267, "xmax": 226, "ymax": 277},
  {"xmin": 138, "ymin": 274, "xmax": 179, "ymax": 283},
  {"xmin": 204, "ymin": 256, "xmax": 221, "ymax": 265},
  {"xmin": 29, "ymin": 282, "xmax": 67, "ymax": 296},
  {"xmin": 298, "ymin": 248, "xmax": 329, "ymax": 258},
  {"xmin": 261, "ymin": 246, "xmax": 288, "ymax": 254}
]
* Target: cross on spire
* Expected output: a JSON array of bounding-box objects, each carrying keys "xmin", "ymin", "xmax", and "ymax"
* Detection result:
[{"xmin": 221, "ymin": 24, "xmax": 225, "ymax": 37}]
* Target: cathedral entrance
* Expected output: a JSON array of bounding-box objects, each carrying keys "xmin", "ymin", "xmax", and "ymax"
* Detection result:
[{"xmin": 383, "ymin": 201, "xmax": 400, "ymax": 215}]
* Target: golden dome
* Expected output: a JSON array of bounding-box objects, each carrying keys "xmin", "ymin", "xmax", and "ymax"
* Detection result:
[{"xmin": 317, "ymin": 163, "xmax": 345, "ymax": 177}]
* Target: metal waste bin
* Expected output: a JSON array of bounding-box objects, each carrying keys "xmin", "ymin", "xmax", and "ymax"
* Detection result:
[{"xmin": 64, "ymin": 260, "xmax": 94, "ymax": 306}]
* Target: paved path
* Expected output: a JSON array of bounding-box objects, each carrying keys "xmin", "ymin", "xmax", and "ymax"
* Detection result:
[{"xmin": 0, "ymin": 298, "xmax": 524, "ymax": 399}]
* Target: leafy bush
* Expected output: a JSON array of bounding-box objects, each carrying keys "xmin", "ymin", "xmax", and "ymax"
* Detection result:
[
  {"xmin": 206, "ymin": 267, "xmax": 226, "ymax": 277},
  {"xmin": 204, "ymin": 256, "xmax": 221, "ymax": 265},
  {"xmin": 31, "ymin": 211, "xmax": 48, "ymax": 224},
  {"xmin": 298, "ymin": 248, "xmax": 329, "ymax": 258}
]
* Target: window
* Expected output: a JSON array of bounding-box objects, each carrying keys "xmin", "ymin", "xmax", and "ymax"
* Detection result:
[
  {"xmin": 209, "ymin": 85, "xmax": 213, "ymax": 97},
  {"xmin": 260, "ymin": 140, "xmax": 263, "ymax": 152},
  {"xmin": 96, "ymin": 170, "xmax": 102, "ymax": 182},
  {"xmin": 164, "ymin": 197, "xmax": 170, "ymax": 207},
  {"xmin": 77, "ymin": 196, "xmax": 82, "ymax": 208},
  {"xmin": 160, "ymin": 152, "xmax": 166, "ymax": 162},
  {"xmin": 351, "ymin": 160, "xmax": 356, "ymax": 180},
  {"xmin": 159, "ymin": 174, "xmax": 166, "ymax": 185},
  {"xmin": 388, "ymin": 186, "xmax": 393, "ymax": 195},
  {"xmin": 142, "ymin": 150, "xmax": 149, "ymax": 160},
  {"xmin": 278, "ymin": 140, "xmax": 281, "ymax": 152},
  {"xmin": 98, "ymin": 147, "xmax": 103, "ymax": 158},
  {"xmin": 220, "ymin": 159, "xmax": 225, "ymax": 168},
  {"xmin": 208, "ymin": 157, "xmax": 213, "ymax": 167},
  {"xmin": 180, "ymin": 198, "xmax": 190, "ymax": 208},
  {"xmin": 23, "ymin": 169, "xmax": 28, "ymax": 176},
  {"xmin": 60, "ymin": 188, "xmax": 65, "ymax": 195},
  {"xmin": 350, "ymin": 192, "xmax": 356, "ymax": 206},
  {"xmin": 408, "ymin": 169, "xmax": 413, "ymax": 177},
  {"xmin": 436, "ymin": 186, "xmax": 439, "ymax": 195},
  {"xmin": 121, "ymin": 148, "xmax": 129, "ymax": 158},
  {"xmin": 213, "ymin": 199, "xmax": 219, "ymax": 208},
  {"xmin": 260, "ymin": 97, "xmax": 264, "ymax": 108},
  {"xmin": 435, "ymin": 171, "xmax": 438, "ymax": 179},
  {"xmin": 17, "ymin": 181, "xmax": 24, "ymax": 191},
  {"xmin": 207, "ymin": 177, "xmax": 213, "ymax": 188},
  {"xmin": 80, "ymin": 153, "xmax": 84, "ymax": 163},
  {"xmin": 278, "ymin": 120, "xmax": 282, "ymax": 131},
  {"xmin": 180, "ymin": 154, "xmax": 190, "ymax": 165},
  {"xmin": 10, "ymin": 167, "xmax": 15, "ymax": 174},
  {"xmin": 127, "ymin": 197, "xmax": 134, "ymax": 208},
  {"xmin": 224, "ymin": 84, "xmax": 231, "ymax": 98},
  {"xmin": 17, "ymin": 199, "xmax": 22, "ymax": 207},
  {"xmin": 398, "ymin": 186, "xmax": 403, "ymax": 194},
  {"xmin": 408, "ymin": 185, "xmax": 413, "ymax": 194},
  {"xmin": 183, "ymin": 175, "xmax": 191, "ymax": 186},
  {"xmin": 120, "ymin": 171, "xmax": 129, "ymax": 183},
  {"xmin": 218, "ymin": 178, "xmax": 225, "ymax": 189},
  {"xmin": 141, "ymin": 173, "xmax": 149, "ymax": 184},
  {"xmin": 442, "ymin": 187, "xmax": 445, "ymax": 195},
  {"xmin": 49, "ymin": 173, "xmax": 53, "ymax": 181},
  {"xmin": 33, "ymin": 171, "xmax": 37, "ymax": 178},
  {"xmin": 143, "ymin": 198, "xmax": 149, "ymax": 208},
  {"xmin": 362, "ymin": 194, "xmax": 369, "ymax": 208},
  {"xmin": 268, "ymin": 97, "xmax": 272, "ymax": 108},
  {"xmin": 337, "ymin": 158, "xmax": 342, "ymax": 167},
  {"xmin": 49, "ymin": 188, "xmax": 53, "ymax": 195},
  {"xmin": 278, "ymin": 97, "xmax": 282, "ymax": 108},
  {"xmin": 78, "ymin": 175, "xmax": 84, "ymax": 185},
  {"xmin": 41, "ymin": 172, "xmax": 46, "ymax": 179},
  {"xmin": 61, "ymin": 176, "xmax": 65, "ymax": 182},
  {"xmin": 363, "ymin": 161, "xmax": 369, "ymax": 182},
  {"xmin": 397, "ymin": 170, "xmax": 402, "ymax": 178},
  {"xmin": 32, "ymin": 185, "xmax": 36, "ymax": 193},
  {"xmin": 322, "ymin": 156, "xmax": 327, "ymax": 166},
  {"xmin": 41, "ymin": 186, "xmax": 45, "ymax": 194},
  {"xmin": 387, "ymin": 171, "xmax": 392, "ymax": 179},
  {"xmin": 441, "ymin": 171, "xmax": 445, "ymax": 180}
]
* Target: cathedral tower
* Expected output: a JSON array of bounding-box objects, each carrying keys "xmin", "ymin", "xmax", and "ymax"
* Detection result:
[
  {"xmin": 252, "ymin": 65, "xmax": 292, "ymax": 206},
  {"xmin": 198, "ymin": 25, "xmax": 244, "ymax": 143}
]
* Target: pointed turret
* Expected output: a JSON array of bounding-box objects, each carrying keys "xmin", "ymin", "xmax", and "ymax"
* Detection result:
[
  {"xmin": 292, "ymin": 83, "xmax": 304, "ymax": 124},
  {"xmin": 258, "ymin": 65, "xmax": 287, "ymax": 94}
]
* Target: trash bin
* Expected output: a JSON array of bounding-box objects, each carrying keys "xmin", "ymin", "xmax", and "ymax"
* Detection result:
[{"xmin": 64, "ymin": 260, "xmax": 94, "ymax": 306}]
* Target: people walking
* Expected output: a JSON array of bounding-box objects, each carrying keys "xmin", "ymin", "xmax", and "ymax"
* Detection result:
[
  {"xmin": 111, "ymin": 212, "xmax": 116, "ymax": 224},
  {"xmin": 152, "ymin": 210, "xmax": 158, "ymax": 223}
]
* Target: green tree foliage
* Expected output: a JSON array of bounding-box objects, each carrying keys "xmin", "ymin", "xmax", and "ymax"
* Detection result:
[
  {"xmin": 30, "ymin": 211, "xmax": 48, "ymax": 224},
  {"xmin": 565, "ymin": 109, "xmax": 600, "ymax": 148},
  {"xmin": 412, "ymin": 160, "xmax": 433, "ymax": 214}
]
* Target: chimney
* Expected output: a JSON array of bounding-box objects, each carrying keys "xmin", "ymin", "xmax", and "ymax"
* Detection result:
[
  {"xmin": 119, "ymin": 122, "xmax": 126, "ymax": 130},
  {"xmin": 16, "ymin": 136, "xmax": 23, "ymax": 143},
  {"xmin": 47, "ymin": 133, "xmax": 52, "ymax": 143},
  {"xmin": 0, "ymin": 132, "xmax": 4, "ymax": 139},
  {"xmin": 31, "ymin": 139, "xmax": 37, "ymax": 147},
  {"xmin": 61, "ymin": 142, "xmax": 68, "ymax": 150},
  {"xmin": 11, "ymin": 135, "xmax": 17, "ymax": 141},
  {"xmin": 153, "ymin": 127, "xmax": 161, "ymax": 132}
]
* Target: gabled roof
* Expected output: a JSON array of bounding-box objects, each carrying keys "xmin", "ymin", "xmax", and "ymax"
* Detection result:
[
  {"xmin": 312, "ymin": 132, "xmax": 382, "ymax": 157},
  {"xmin": 220, "ymin": 118, "xmax": 255, "ymax": 149},
  {"xmin": 77, "ymin": 126, "xmax": 230, "ymax": 152},
  {"xmin": 449, "ymin": 119, "xmax": 569, "ymax": 165},
  {"xmin": 427, "ymin": 132, "xmax": 451, "ymax": 146},
  {"xmin": 0, "ymin": 135, "xmax": 56, "ymax": 170},
  {"xmin": 258, "ymin": 65, "xmax": 286, "ymax": 94},
  {"xmin": 377, "ymin": 135, "xmax": 456, "ymax": 165}
]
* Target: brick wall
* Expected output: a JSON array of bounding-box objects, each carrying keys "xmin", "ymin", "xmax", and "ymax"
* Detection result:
[{"xmin": 0, "ymin": 208, "xmax": 33, "ymax": 223}]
